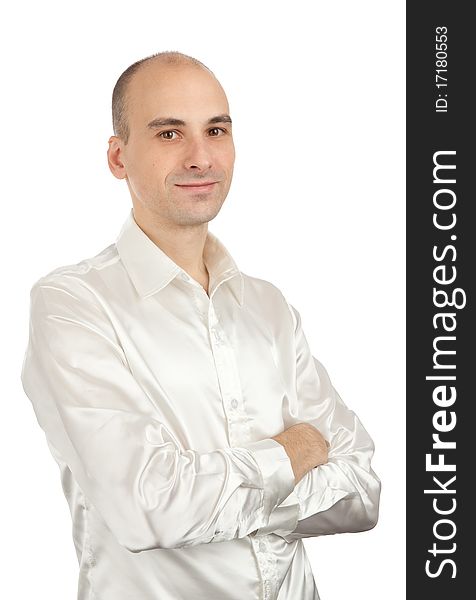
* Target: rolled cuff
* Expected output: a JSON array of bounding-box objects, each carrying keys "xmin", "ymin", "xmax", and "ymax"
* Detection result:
[{"xmin": 252, "ymin": 490, "xmax": 300, "ymax": 538}]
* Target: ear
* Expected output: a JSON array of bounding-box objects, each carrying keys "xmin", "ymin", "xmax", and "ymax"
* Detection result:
[{"xmin": 107, "ymin": 136, "xmax": 127, "ymax": 180}]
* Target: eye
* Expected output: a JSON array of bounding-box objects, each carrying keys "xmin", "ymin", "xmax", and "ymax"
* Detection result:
[
  {"xmin": 208, "ymin": 127, "xmax": 226, "ymax": 137},
  {"xmin": 158, "ymin": 130, "xmax": 179, "ymax": 140}
]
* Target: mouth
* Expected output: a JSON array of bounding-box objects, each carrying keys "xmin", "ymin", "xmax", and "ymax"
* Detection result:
[{"xmin": 175, "ymin": 181, "xmax": 218, "ymax": 192}]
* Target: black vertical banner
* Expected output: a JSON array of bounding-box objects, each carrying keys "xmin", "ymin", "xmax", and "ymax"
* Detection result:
[{"xmin": 407, "ymin": 3, "xmax": 474, "ymax": 598}]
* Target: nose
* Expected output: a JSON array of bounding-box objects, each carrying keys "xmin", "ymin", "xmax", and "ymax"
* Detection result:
[{"xmin": 183, "ymin": 137, "xmax": 212, "ymax": 171}]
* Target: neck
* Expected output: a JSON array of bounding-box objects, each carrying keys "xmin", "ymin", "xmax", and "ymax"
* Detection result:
[{"xmin": 131, "ymin": 207, "xmax": 210, "ymax": 291}]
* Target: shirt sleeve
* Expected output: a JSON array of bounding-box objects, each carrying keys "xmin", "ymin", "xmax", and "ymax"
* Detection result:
[
  {"xmin": 252, "ymin": 302, "xmax": 381, "ymax": 541},
  {"xmin": 20, "ymin": 277, "xmax": 296, "ymax": 552}
]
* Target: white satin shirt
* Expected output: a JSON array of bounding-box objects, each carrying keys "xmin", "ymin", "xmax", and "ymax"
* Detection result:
[{"xmin": 21, "ymin": 208, "xmax": 380, "ymax": 600}]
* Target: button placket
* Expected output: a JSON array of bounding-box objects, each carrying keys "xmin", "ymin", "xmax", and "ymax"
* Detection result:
[
  {"xmin": 252, "ymin": 535, "xmax": 279, "ymax": 600},
  {"xmin": 207, "ymin": 299, "xmax": 279, "ymax": 599},
  {"xmin": 207, "ymin": 302, "xmax": 241, "ymax": 440}
]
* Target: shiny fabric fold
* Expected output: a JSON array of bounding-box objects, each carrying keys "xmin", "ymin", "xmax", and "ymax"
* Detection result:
[{"xmin": 20, "ymin": 208, "xmax": 380, "ymax": 600}]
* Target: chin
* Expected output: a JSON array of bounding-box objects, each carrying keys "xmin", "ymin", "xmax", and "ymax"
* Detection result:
[
  {"xmin": 177, "ymin": 199, "xmax": 225, "ymax": 225},
  {"xmin": 180, "ymin": 211, "xmax": 221, "ymax": 227}
]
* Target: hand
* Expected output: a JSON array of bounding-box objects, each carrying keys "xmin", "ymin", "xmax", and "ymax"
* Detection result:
[{"xmin": 272, "ymin": 422, "xmax": 329, "ymax": 485}]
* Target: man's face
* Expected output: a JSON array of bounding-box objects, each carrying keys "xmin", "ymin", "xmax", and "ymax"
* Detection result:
[{"xmin": 109, "ymin": 62, "xmax": 235, "ymax": 228}]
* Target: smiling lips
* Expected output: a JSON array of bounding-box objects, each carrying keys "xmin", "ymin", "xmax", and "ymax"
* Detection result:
[{"xmin": 175, "ymin": 181, "xmax": 218, "ymax": 191}]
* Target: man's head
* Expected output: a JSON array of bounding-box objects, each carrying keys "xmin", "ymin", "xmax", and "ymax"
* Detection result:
[{"xmin": 107, "ymin": 51, "xmax": 235, "ymax": 230}]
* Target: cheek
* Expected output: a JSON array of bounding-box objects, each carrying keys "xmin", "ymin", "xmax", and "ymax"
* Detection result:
[
  {"xmin": 149, "ymin": 154, "xmax": 174, "ymax": 184},
  {"xmin": 217, "ymin": 143, "xmax": 235, "ymax": 172},
  {"xmin": 128, "ymin": 147, "xmax": 155, "ymax": 179}
]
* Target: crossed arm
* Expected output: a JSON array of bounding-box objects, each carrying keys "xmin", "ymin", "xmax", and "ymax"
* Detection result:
[
  {"xmin": 250, "ymin": 301, "xmax": 381, "ymax": 541},
  {"xmin": 21, "ymin": 278, "xmax": 380, "ymax": 552}
]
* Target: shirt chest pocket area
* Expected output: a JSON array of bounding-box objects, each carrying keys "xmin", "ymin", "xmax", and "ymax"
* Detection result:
[{"xmin": 231, "ymin": 333, "xmax": 290, "ymax": 437}]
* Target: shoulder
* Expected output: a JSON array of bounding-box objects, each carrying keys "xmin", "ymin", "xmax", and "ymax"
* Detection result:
[
  {"xmin": 241, "ymin": 271, "xmax": 297, "ymax": 329},
  {"xmin": 27, "ymin": 243, "xmax": 124, "ymax": 325},
  {"xmin": 35, "ymin": 242, "xmax": 119, "ymax": 283},
  {"xmin": 241, "ymin": 271, "xmax": 284, "ymax": 299},
  {"xmin": 30, "ymin": 243, "xmax": 120, "ymax": 296}
]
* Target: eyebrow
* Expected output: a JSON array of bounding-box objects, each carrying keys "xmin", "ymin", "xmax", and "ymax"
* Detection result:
[{"xmin": 147, "ymin": 114, "xmax": 232, "ymax": 130}]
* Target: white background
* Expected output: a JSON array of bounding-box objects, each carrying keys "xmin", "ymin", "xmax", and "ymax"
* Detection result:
[{"xmin": 1, "ymin": 1, "xmax": 405, "ymax": 598}]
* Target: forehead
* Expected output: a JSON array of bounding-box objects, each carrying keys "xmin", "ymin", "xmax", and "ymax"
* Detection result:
[{"xmin": 127, "ymin": 62, "xmax": 229, "ymax": 128}]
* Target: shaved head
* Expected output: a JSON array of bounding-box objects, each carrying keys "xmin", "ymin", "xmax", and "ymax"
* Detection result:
[{"xmin": 112, "ymin": 51, "xmax": 215, "ymax": 144}]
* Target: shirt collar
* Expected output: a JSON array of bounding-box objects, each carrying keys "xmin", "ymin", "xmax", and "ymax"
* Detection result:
[{"xmin": 116, "ymin": 208, "xmax": 244, "ymax": 306}]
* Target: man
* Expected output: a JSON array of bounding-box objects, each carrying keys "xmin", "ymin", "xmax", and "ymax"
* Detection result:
[{"xmin": 21, "ymin": 51, "xmax": 380, "ymax": 600}]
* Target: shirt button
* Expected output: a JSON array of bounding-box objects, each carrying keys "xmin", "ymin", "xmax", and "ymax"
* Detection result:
[
  {"xmin": 180, "ymin": 272, "xmax": 188, "ymax": 281},
  {"xmin": 259, "ymin": 541, "xmax": 266, "ymax": 552},
  {"xmin": 230, "ymin": 398, "xmax": 238, "ymax": 410}
]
